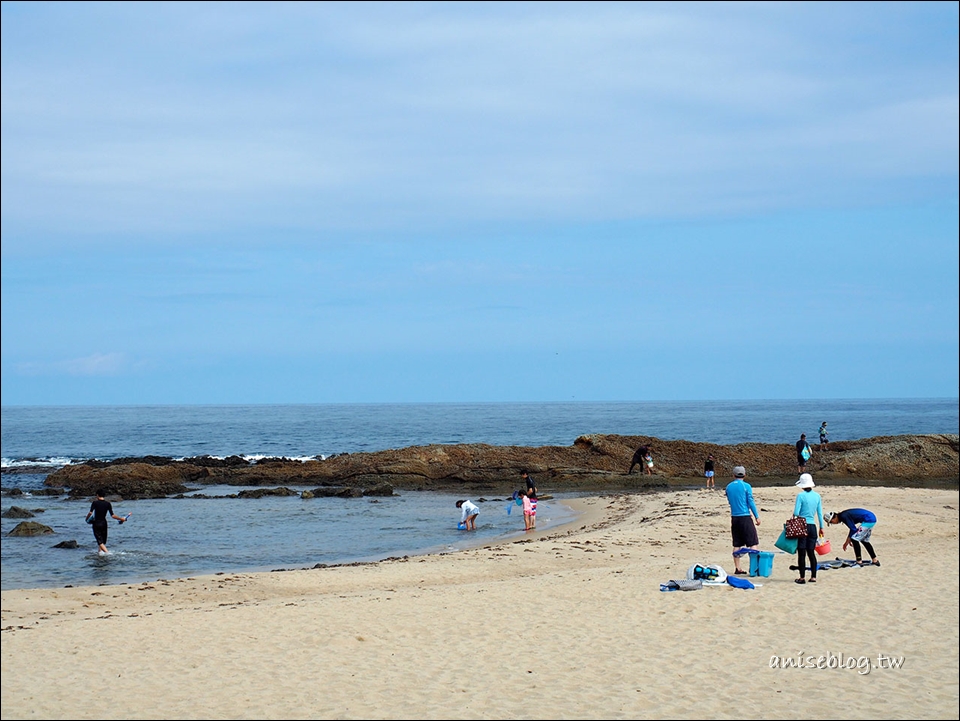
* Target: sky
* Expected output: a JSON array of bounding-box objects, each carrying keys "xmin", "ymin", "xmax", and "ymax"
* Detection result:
[{"xmin": 1, "ymin": 1, "xmax": 958, "ymax": 405}]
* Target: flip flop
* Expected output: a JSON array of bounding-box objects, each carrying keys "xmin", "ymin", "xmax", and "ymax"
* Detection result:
[{"xmin": 795, "ymin": 578, "xmax": 806, "ymax": 584}]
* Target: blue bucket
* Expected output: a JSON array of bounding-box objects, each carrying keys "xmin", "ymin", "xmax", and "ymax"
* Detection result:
[{"xmin": 749, "ymin": 551, "xmax": 775, "ymax": 577}]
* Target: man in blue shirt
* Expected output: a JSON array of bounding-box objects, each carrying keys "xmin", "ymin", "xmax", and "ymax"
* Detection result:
[
  {"xmin": 826, "ymin": 509, "xmax": 879, "ymax": 566},
  {"xmin": 725, "ymin": 466, "xmax": 761, "ymax": 575}
]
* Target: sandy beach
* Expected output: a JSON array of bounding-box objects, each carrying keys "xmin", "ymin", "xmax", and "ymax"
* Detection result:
[{"xmin": 2, "ymin": 484, "xmax": 957, "ymax": 720}]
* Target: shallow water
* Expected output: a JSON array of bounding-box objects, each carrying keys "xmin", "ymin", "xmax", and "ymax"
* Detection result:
[
  {"xmin": 0, "ymin": 487, "xmax": 581, "ymax": 590},
  {"xmin": 2, "ymin": 399, "xmax": 956, "ymax": 590}
]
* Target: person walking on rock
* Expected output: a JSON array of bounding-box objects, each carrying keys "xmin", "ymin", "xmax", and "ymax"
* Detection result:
[{"xmin": 796, "ymin": 434, "xmax": 812, "ymax": 474}]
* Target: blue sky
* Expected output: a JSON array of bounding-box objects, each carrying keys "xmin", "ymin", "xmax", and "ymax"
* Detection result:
[{"xmin": 2, "ymin": 1, "xmax": 958, "ymax": 405}]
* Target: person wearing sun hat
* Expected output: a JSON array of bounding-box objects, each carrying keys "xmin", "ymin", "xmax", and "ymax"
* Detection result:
[{"xmin": 792, "ymin": 473, "xmax": 824, "ymax": 585}]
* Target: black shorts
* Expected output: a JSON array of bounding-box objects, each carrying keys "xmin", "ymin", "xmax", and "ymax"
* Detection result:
[
  {"xmin": 796, "ymin": 523, "xmax": 819, "ymax": 550},
  {"xmin": 731, "ymin": 516, "xmax": 759, "ymax": 547},
  {"xmin": 92, "ymin": 522, "xmax": 108, "ymax": 546}
]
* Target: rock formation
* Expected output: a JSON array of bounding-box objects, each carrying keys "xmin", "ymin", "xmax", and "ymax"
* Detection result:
[
  {"xmin": 7, "ymin": 521, "xmax": 55, "ymax": 537},
  {"xmin": 32, "ymin": 433, "xmax": 957, "ymax": 500}
]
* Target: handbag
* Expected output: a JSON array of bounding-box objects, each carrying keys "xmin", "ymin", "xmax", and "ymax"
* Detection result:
[
  {"xmin": 774, "ymin": 526, "xmax": 798, "ymax": 554},
  {"xmin": 784, "ymin": 515, "xmax": 808, "ymax": 539}
]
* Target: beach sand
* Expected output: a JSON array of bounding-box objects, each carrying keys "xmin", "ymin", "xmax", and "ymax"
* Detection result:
[{"xmin": 2, "ymin": 485, "xmax": 957, "ymax": 720}]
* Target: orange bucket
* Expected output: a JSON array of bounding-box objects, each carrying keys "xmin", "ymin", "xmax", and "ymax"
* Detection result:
[{"xmin": 815, "ymin": 538, "xmax": 832, "ymax": 556}]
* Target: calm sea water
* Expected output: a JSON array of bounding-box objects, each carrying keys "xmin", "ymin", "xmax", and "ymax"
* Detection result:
[{"xmin": 2, "ymin": 399, "xmax": 957, "ymax": 590}]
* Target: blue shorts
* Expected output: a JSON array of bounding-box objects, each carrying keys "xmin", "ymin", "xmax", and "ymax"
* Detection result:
[{"xmin": 705, "ymin": 471, "xmax": 714, "ymax": 478}]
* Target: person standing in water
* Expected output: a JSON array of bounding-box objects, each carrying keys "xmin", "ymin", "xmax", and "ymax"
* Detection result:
[
  {"xmin": 456, "ymin": 499, "xmax": 479, "ymax": 531},
  {"xmin": 521, "ymin": 470, "xmax": 537, "ymax": 497},
  {"xmin": 85, "ymin": 489, "xmax": 128, "ymax": 554}
]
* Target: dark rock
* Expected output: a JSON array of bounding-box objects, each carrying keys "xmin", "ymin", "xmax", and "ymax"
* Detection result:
[
  {"xmin": 2, "ymin": 506, "xmax": 35, "ymax": 518},
  {"xmin": 306, "ymin": 487, "xmax": 363, "ymax": 498},
  {"xmin": 362, "ymin": 482, "xmax": 395, "ymax": 497},
  {"xmin": 236, "ymin": 487, "xmax": 300, "ymax": 499},
  {"xmin": 7, "ymin": 521, "xmax": 55, "ymax": 536},
  {"xmin": 183, "ymin": 455, "xmax": 249, "ymax": 468},
  {"xmin": 53, "ymin": 540, "xmax": 80, "ymax": 549},
  {"xmin": 45, "ymin": 462, "xmax": 194, "ymax": 499}
]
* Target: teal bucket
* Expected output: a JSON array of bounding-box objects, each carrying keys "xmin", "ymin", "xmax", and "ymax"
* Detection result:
[{"xmin": 749, "ymin": 551, "xmax": 775, "ymax": 578}]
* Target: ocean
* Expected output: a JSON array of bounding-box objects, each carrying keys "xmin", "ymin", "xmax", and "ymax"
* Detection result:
[{"xmin": 2, "ymin": 399, "xmax": 957, "ymax": 590}]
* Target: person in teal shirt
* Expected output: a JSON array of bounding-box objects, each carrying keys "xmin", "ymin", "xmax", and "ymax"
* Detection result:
[
  {"xmin": 793, "ymin": 473, "xmax": 824, "ymax": 584},
  {"xmin": 725, "ymin": 466, "xmax": 760, "ymax": 575}
]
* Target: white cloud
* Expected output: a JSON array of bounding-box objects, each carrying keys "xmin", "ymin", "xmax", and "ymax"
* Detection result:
[
  {"xmin": 16, "ymin": 352, "xmax": 129, "ymax": 377},
  {"xmin": 1, "ymin": 2, "xmax": 957, "ymax": 245}
]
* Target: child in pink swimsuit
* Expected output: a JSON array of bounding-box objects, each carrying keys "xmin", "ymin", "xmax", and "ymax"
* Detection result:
[{"xmin": 522, "ymin": 491, "xmax": 534, "ymax": 531}]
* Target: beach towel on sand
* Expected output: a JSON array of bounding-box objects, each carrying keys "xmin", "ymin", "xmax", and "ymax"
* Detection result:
[{"xmin": 660, "ymin": 579, "xmax": 703, "ymax": 592}]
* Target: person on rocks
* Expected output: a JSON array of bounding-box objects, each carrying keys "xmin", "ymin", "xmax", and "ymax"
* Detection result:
[
  {"xmin": 628, "ymin": 445, "xmax": 654, "ymax": 475},
  {"xmin": 796, "ymin": 433, "xmax": 812, "ymax": 474}
]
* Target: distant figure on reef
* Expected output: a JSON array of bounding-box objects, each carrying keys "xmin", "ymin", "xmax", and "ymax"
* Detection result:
[
  {"xmin": 456, "ymin": 499, "xmax": 479, "ymax": 531},
  {"xmin": 826, "ymin": 509, "xmax": 879, "ymax": 567},
  {"xmin": 704, "ymin": 454, "xmax": 715, "ymax": 489},
  {"xmin": 724, "ymin": 466, "xmax": 760, "ymax": 575},
  {"xmin": 796, "ymin": 434, "xmax": 812, "ymax": 474},
  {"xmin": 819, "ymin": 422, "xmax": 829, "ymax": 451},
  {"xmin": 628, "ymin": 445, "xmax": 651, "ymax": 474},
  {"xmin": 85, "ymin": 488, "xmax": 128, "ymax": 555}
]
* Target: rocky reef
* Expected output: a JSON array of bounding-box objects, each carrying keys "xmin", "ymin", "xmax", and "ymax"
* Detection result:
[{"xmin": 26, "ymin": 433, "xmax": 958, "ymax": 500}]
